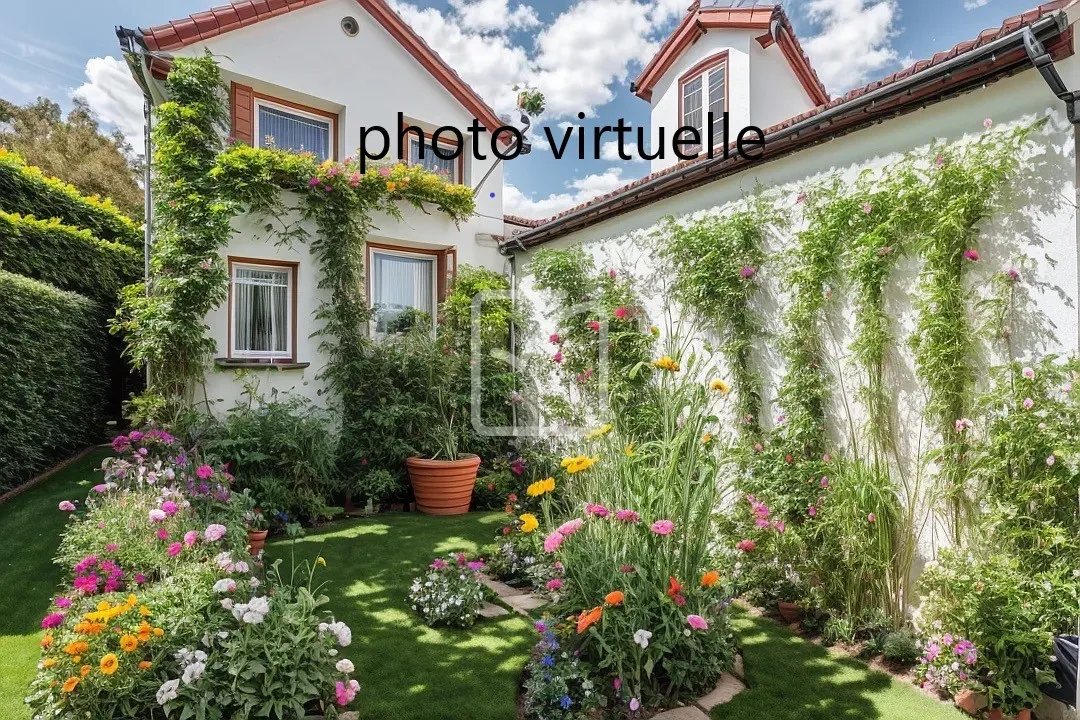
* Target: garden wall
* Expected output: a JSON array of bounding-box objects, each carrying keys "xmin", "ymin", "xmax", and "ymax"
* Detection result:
[{"xmin": 511, "ymin": 65, "xmax": 1080, "ymax": 572}]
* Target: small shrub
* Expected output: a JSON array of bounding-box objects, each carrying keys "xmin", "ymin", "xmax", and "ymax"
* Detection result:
[
  {"xmin": 823, "ymin": 616, "xmax": 855, "ymax": 645},
  {"xmin": 882, "ymin": 630, "xmax": 921, "ymax": 664},
  {"xmin": 523, "ymin": 621, "xmax": 606, "ymax": 720},
  {"xmin": 352, "ymin": 468, "xmax": 401, "ymax": 507},
  {"xmin": 407, "ymin": 554, "xmax": 488, "ymax": 628}
]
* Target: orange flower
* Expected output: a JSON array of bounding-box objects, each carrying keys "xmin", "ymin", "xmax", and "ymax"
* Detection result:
[
  {"xmin": 152, "ymin": 627, "xmax": 164, "ymax": 637},
  {"xmin": 120, "ymin": 634, "xmax": 139, "ymax": 652},
  {"xmin": 701, "ymin": 570, "xmax": 720, "ymax": 587},
  {"xmin": 63, "ymin": 641, "xmax": 89, "ymax": 656},
  {"xmin": 41, "ymin": 635, "xmax": 53, "ymax": 648},
  {"xmin": 74, "ymin": 621, "xmax": 106, "ymax": 634},
  {"xmin": 604, "ymin": 590, "xmax": 624, "ymax": 606},
  {"xmin": 80, "ymin": 665, "xmax": 92, "ymax": 677},
  {"xmin": 666, "ymin": 576, "xmax": 683, "ymax": 598},
  {"xmin": 61, "ymin": 677, "xmax": 79, "ymax": 693},
  {"xmin": 138, "ymin": 661, "xmax": 153, "ymax": 670},
  {"xmin": 42, "ymin": 658, "xmax": 57, "ymax": 669},
  {"xmin": 99, "ymin": 653, "xmax": 119, "ymax": 675},
  {"xmin": 576, "ymin": 606, "xmax": 603, "ymax": 634},
  {"xmin": 139, "ymin": 606, "xmax": 152, "ymax": 618}
]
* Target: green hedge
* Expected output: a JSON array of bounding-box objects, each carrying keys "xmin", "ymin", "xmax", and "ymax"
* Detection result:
[
  {"xmin": 0, "ymin": 149, "xmax": 141, "ymax": 248},
  {"xmin": 0, "ymin": 210, "xmax": 140, "ymax": 304},
  {"xmin": 0, "ymin": 271, "xmax": 107, "ymax": 491}
]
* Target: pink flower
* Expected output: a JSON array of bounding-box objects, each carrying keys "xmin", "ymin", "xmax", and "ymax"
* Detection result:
[
  {"xmin": 963, "ymin": 249, "xmax": 980, "ymax": 262},
  {"xmin": 1022, "ymin": 366, "xmax": 1035, "ymax": 379},
  {"xmin": 308, "ymin": 177, "xmax": 320, "ymax": 187},
  {"xmin": 1006, "ymin": 267, "xmax": 1020, "ymax": 282},
  {"xmin": 156, "ymin": 528, "xmax": 169, "ymax": 541},
  {"xmin": 55, "ymin": 597, "xmax": 72, "ymax": 609},
  {"xmin": 753, "ymin": 443, "xmax": 763, "ymax": 452},
  {"xmin": 549, "ymin": 333, "xmax": 560, "ymax": 344},
  {"xmin": 557, "ymin": 518, "xmax": 584, "ymax": 536},
  {"xmin": 862, "ymin": 203, "xmax": 873, "ymax": 214},
  {"xmin": 430, "ymin": 558, "xmax": 447, "ymax": 570},
  {"xmin": 736, "ymin": 539, "xmax": 756, "ymax": 552},
  {"xmin": 609, "ymin": 269, "xmax": 617, "ymax": 279},
  {"xmin": 161, "ymin": 500, "xmax": 179, "ymax": 516},
  {"xmin": 134, "ymin": 573, "xmax": 147, "ymax": 585},
  {"xmin": 740, "ymin": 265, "xmax": 756, "ymax": 279},
  {"xmin": 955, "ymin": 418, "xmax": 973, "ymax": 432},
  {"xmin": 544, "ymin": 531, "xmax": 565, "ymax": 553},
  {"xmin": 796, "ymin": 191, "xmax": 807, "ymax": 204},
  {"xmin": 774, "ymin": 520, "xmax": 786, "ymax": 534},
  {"xmin": 149, "ymin": 508, "xmax": 167, "ymax": 523},
  {"xmin": 510, "ymin": 458, "xmax": 526, "ymax": 475},
  {"xmin": 1047, "ymin": 453, "xmax": 1056, "ymax": 466},
  {"xmin": 984, "ymin": 118, "xmax": 993, "ymax": 129},
  {"xmin": 650, "ymin": 519, "xmax": 674, "ymax": 535},
  {"xmin": 196, "ymin": 465, "xmax": 214, "ymax": 480},
  {"xmin": 167, "ymin": 542, "xmax": 183, "ymax": 557},
  {"xmin": 823, "ymin": 453, "xmax": 831, "ymax": 463},
  {"xmin": 867, "ymin": 513, "xmax": 876, "ymax": 524},
  {"xmin": 586, "ymin": 321, "xmax": 601, "ymax": 332},
  {"xmin": 58, "ymin": 501, "xmax": 76, "ymax": 512},
  {"xmin": 335, "ymin": 679, "xmax": 360, "ymax": 706},
  {"xmin": 348, "ymin": 172, "xmax": 361, "ymax": 187},
  {"xmin": 379, "ymin": 167, "xmax": 392, "ymax": 177},
  {"xmin": 630, "ymin": 698, "xmax": 640, "ymax": 711},
  {"xmin": 615, "ymin": 509, "xmax": 640, "ymax": 524},
  {"xmin": 41, "ymin": 612, "xmax": 65, "ymax": 629},
  {"xmin": 1023, "ymin": 397, "xmax": 1034, "ymax": 410},
  {"xmin": 184, "ymin": 530, "xmax": 198, "ymax": 546},
  {"xmin": 204, "ymin": 524, "xmax": 227, "ymax": 542},
  {"xmin": 546, "ymin": 578, "xmax": 564, "ymax": 591},
  {"xmin": 935, "ymin": 155, "xmax": 945, "ymax": 168},
  {"xmin": 820, "ymin": 476, "xmax": 829, "ymax": 488},
  {"xmin": 106, "ymin": 543, "xmax": 118, "ymax": 552},
  {"xmin": 614, "ymin": 678, "xmax": 622, "ymax": 691},
  {"xmin": 687, "ymin": 614, "xmax": 708, "ymax": 630},
  {"xmin": 585, "ymin": 503, "xmax": 609, "ymax": 518},
  {"xmin": 614, "ymin": 307, "xmax": 628, "ymax": 319},
  {"xmin": 553, "ymin": 351, "xmax": 563, "ymax": 364},
  {"xmin": 620, "ymin": 564, "xmax": 636, "ymax": 573}
]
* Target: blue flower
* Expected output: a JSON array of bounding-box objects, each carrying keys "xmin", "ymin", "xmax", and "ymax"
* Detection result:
[
  {"xmin": 560, "ymin": 695, "xmax": 572, "ymax": 709},
  {"xmin": 540, "ymin": 654, "xmax": 555, "ymax": 667}
]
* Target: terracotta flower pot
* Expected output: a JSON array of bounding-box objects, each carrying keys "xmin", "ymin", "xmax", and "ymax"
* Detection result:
[
  {"xmin": 777, "ymin": 601, "xmax": 805, "ymax": 624},
  {"xmin": 987, "ymin": 708, "xmax": 1031, "ymax": 720},
  {"xmin": 247, "ymin": 529, "xmax": 268, "ymax": 555},
  {"xmin": 954, "ymin": 689, "xmax": 987, "ymax": 716},
  {"xmin": 405, "ymin": 455, "xmax": 480, "ymax": 515}
]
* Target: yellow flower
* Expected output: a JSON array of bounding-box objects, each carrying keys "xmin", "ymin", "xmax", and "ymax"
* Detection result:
[
  {"xmin": 701, "ymin": 432, "xmax": 713, "ymax": 444},
  {"xmin": 564, "ymin": 455, "xmax": 599, "ymax": 474},
  {"xmin": 584, "ymin": 423, "xmax": 613, "ymax": 439},
  {"xmin": 387, "ymin": 181, "xmax": 398, "ymax": 192},
  {"xmin": 42, "ymin": 658, "xmax": 57, "ymax": 669},
  {"xmin": 527, "ymin": 478, "xmax": 556, "ymax": 497},
  {"xmin": 519, "ymin": 513, "xmax": 539, "ymax": 533},
  {"xmin": 624, "ymin": 443, "xmax": 636, "ymax": 456},
  {"xmin": 120, "ymin": 635, "xmax": 139, "ymax": 653},
  {"xmin": 153, "ymin": 627, "xmax": 164, "ymax": 638},
  {"xmin": 652, "ymin": 356, "xmax": 680, "ymax": 372},
  {"xmin": 316, "ymin": 557, "xmax": 327, "ymax": 567},
  {"xmin": 709, "ymin": 379, "xmax": 731, "ymax": 394},
  {"xmin": 139, "ymin": 606, "xmax": 152, "ymax": 618},
  {"xmin": 61, "ymin": 677, "xmax": 79, "ymax": 693},
  {"xmin": 99, "ymin": 654, "xmax": 119, "ymax": 675}
]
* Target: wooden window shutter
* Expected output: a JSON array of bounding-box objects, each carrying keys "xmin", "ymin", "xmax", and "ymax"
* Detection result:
[{"xmin": 230, "ymin": 83, "xmax": 255, "ymax": 146}]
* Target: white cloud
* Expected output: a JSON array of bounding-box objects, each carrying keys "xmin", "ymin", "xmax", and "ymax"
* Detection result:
[
  {"xmin": 73, "ymin": 56, "xmax": 145, "ymax": 150},
  {"xmin": 801, "ymin": 0, "xmax": 901, "ymax": 93},
  {"xmin": 504, "ymin": 167, "xmax": 640, "ymax": 218},
  {"xmin": 448, "ymin": 0, "xmax": 540, "ymax": 31},
  {"xmin": 650, "ymin": 0, "xmax": 692, "ymax": 24},
  {"xmin": 0, "ymin": 68, "xmax": 45, "ymax": 97},
  {"xmin": 600, "ymin": 140, "xmax": 643, "ymax": 161},
  {"xmin": 963, "ymin": 0, "xmax": 991, "ymax": 8}
]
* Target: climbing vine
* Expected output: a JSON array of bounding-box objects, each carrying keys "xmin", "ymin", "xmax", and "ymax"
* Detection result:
[{"xmin": 659, "ymin": 193, "xmax": 777, "ymax": 441}]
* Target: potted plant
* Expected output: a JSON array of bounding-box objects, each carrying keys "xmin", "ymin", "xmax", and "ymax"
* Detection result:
[
  {"xmin": 238, "ymin": 489, "xmax": 269, "ymax": 554},
  {"xmin": 774, "ymin": 575, "xmax": 805, "ymax": 624},
  {"xmin": 401, "ymin": 329, "xmax": 480, "ymax": 515}
]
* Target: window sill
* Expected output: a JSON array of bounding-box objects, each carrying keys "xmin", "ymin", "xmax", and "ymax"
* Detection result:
[{"xmin": 214, "ymin": 358, "xmax": 310, "ymax": 371}]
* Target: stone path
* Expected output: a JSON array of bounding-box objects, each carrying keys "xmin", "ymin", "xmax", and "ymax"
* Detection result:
[{"xmin": 479, "ymin": 573, "xmax": 548, "ymax": 617}]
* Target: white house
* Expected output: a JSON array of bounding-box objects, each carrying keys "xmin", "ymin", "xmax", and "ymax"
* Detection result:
[{"xmin": 121, "ymin": 0, "xmax": 518, "ymax": 411}]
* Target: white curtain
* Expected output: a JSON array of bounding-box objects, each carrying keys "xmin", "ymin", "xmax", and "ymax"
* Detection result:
[
  {"xmin": 410, "ymin": 137, "xmax": 456, "ymax": 180},
  {"xmin": 234, "ymin": 267, "xmax": 289, "ymax": 355},
  {"xmin": 258, "ymin": 105, "xmax": 330, "ymax": 162},
  {"xmin": 372, "ymin": 252, "xmax": 434, "ymax": 332}
]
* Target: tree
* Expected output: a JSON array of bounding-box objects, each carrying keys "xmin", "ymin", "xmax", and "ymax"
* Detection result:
[{"xmin": 0, "ymin": 97, "xmax": 142, "ymax": 218}]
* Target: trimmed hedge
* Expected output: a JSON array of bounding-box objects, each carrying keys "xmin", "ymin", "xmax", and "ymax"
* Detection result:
[
  {"xmin": 0, "ymin": 270, "xmax": 107, "ymax": 491},
  {"xmin": 0, "ymin": 148, "xmax": 141, "ymax": 248},
  {"xmin": 0, "ymin": 210, "xmax": 140, "ymax": 304}
]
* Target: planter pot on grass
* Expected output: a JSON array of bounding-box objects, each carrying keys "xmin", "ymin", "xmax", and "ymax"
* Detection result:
[
  {"xmin": 405, "ymin": 455, "xmax": 480, "ymax": 515},
  {"xmin": 777, "ymin": 601, "xmax": 805, "ymax": 624},
  {"xmin": 247, "ymin": 529, "xmax": 269, "ymax": 555},
  {"xmin": 954, "ymin": 689, "xmax": 987, "ymax": 716}
]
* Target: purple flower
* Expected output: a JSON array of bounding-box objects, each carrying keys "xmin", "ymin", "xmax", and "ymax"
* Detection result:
[
  {"xmin": 41, "ymin": 613, "xmax": 65, "ymax": 629},
  {"xmin": 430, "ymin": 558, "xmax": 447, "ymax": 570},
  {"xmin": 963, "ymin": 249, "xmax": 980, "ymax": 262},
  {"xmin": 204, "ymin": 524, "xmax": 227, "ymax": 542},
  {"xmin": 54, "ymin": 597, "xmax": 72, "ymax": 609},
  {"xmin": 740, "ymin": 265, "xmax": 756, "ymax": 279},
  {"xmin": 106, "ymin": 543, "xmax": 118, "ymax": 552},
  {"xmin": 509, "ymin": 458, "xmax": 526, "ymax": 476},
  {"xmin": 1023, "ymin": 397, "xmax": 1034, "ymax": 410},
  {"xmin": 308, "ymin": 177, "xmax": 320, "ymax": 187},
  {"xmin": 161, "ymin": 500, "xmax": 179, "ymax": 516},
  {"xmin": 466, "ymin": 560, "xmax": 485, "ymax": 571},
  {"xmin": 1006, "ymin": 267, "xmax": 1021, "ymax": 282},
  {"xmin": 111, "ymin": 435, "xmax": 130, "ymax": 452},
  {"xmin": 184, "ymin": 530, "xmax": 198, "ymax": 546}
]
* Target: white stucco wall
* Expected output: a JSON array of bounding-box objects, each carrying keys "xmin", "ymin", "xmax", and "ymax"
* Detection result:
[
  {"xmin": 167, "ymin": 0, "xmax": 514, "ymax": 412},
  {"xmin": 513, "ymin": 60, "xmax": 1080, "ymax": 572},
  {"xmin": 749, "ymin": 41, "xmax": 818, "ymax": 129}
]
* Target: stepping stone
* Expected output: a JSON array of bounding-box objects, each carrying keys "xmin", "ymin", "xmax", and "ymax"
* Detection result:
[
  {"xmin": 696, "ymin": 673, "xmax": 746, "ymax": 710},
  {"xmin": 732, "ymin": 653, "xmax": 745, "ymax": 679},
  {"xmin": 478, "ymin": 602, "xmax": 509, "ymax": 618},
  {"xmin": 652, "ymin": 706, "xmax": 710, "ymax": 720},
  {"xmin": 479, "ymin": 573, "xmax": 528, "ymax": 597},
  {"xmin": 504, "ymin": 593, "xmax": 547, "ymax": 614}
]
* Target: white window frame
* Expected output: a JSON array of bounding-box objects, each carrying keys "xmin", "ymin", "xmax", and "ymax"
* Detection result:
[
  {"xmin": 230, "ymin": 260, "xmax": 295, "ymax": 361},
  {"xmin": 408, "ymin": 134, "xmax": 460, "ymax": 184},
  {"xmin": 367, "ymin": 246, "xmax": 439, "ymax": 336},
  {"xmin": 679, "ymin": 59, "xmax": 727, "ymax": 150},
  {"xmin": 253, "ymin": 97, "xmax": 335, "ymax": 161}
]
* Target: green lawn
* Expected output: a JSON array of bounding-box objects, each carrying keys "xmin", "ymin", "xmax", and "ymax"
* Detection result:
[
  {"xmin": 0, "ymin": 447, "xmax": 111, "ymax": 720},
  {"xmin": 266, "ymin": 512, "xmax": 535, "ymax": 720},
  {"xmin": 712, "ymin": 610, "xmax": 965, "ymax": 720}
]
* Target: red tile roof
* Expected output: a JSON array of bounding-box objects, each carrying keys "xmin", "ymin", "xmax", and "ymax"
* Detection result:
[
  {"xmin": 503, "ymin": 214, "xmax": 544, "ymax": 228},
  {"xmin": 508, "ymin": 0, "xmax": 1071, "ymax": 247},
  {"xmin": 633, "ymin": 3, "xmax": 830, "ymax": 106},
  {"xmin": 138, "ymin": 0, "xmax": 507, "ymax": 135}
]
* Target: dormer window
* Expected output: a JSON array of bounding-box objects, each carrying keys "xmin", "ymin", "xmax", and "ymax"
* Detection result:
[{"xmin": 678, "ymin": 52, "xmax": 727, "ymax": 148}]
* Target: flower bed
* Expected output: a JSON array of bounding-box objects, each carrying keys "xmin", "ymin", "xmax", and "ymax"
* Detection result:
[{"xmin": 27, "ymin": 430, "xmax": 359, "ymax": 720}]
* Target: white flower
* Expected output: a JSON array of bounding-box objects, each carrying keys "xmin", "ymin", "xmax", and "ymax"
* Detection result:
[
  {"xmin": 156, "ymin": 679, "xmax": 180, "ymax": 705},
  {"xmin": 220, "ymin": 598, "xmax": 234, "ymax": 610},
  {"xmin": 212, "ymin": 578, "xmax": 237, "ymax": 593},
  {"xmin": 1022, "ymin": 366, "xmax": 1035, "ymax": 379},
  {"xmin": 336, "ymin": 659, "xmax": 355, "ymax": 673},
  {"xmin": 633, "ymin": 629, "xmax": 652, "ymax": 649},
  {"xmin": 249, "ymin": 576, "xmax": 260, "ymax": 588},
  {"xmin": 234, "ymin": 561, "xmax": 249, "ymax": 574},
  {"xmin": 181, "ymin": 661, "xmax": 206, "ymax": 685}
]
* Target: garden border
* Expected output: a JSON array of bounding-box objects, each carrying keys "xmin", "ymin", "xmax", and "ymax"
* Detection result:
[{"xmin": 0, "ymin": 444, "xmax": 104, "ymax": 506}]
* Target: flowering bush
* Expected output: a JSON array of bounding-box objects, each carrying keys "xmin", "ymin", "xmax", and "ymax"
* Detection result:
[
  {"xmin": 408, "ymin": 553, "xmax": 488, "ymax": 628},
  {"xmin": 522, "ymin": 620, "xmax": 605, "ymax": 720},
  {"xmin": 915, "ymin": 629, "xmax": 979, "ymax": 696}
]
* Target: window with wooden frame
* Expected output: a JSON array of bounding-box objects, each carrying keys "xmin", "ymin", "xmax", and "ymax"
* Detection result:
[
  {"xmin": 228, "ymin": 258, "xmax": 298, "ymax": 362},
  {"xmin": 678, "ymin": 52, "xmax": 728, "ymax": 150},
  {"xmin": 406, "ymin": 131, "xmax": 464, "ymax": 184},
  {"xmin": 230, "ymin": 83, "xmax": 338, "ymax": 162},
  {"xmin": 367, "ymin": 243, "xmax": 456, "ymax": 335}
]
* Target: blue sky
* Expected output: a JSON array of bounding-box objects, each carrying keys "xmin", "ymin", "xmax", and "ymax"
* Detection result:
[{"xmin": 0, "ymin": 0, "xmax": 1046, "ymax": 217}]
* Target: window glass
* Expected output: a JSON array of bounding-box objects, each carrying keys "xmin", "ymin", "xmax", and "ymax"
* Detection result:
[
  {"xmin": 233, "ymin": 265, "xmax": 291, "ymax": 357},
  {"xmin": 681, "ymin": 76, "xmax": 703, "ymax": 144},
  {"xmin": 371, "ymin": 251, "xmax": 435, "ymax": 334},
  {"xmin": 258, "ymin": 104, "xmax": 331, "ymax": 162},
  {"xmin": 409, "ymin": 136, "xmax": 457, "ymax": 182},
  {"xmin": 707, "ymin": 67, "xmax": 726, "ymax": 142}
]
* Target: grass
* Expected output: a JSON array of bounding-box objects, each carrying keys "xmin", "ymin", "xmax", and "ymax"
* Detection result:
[
  {"xmin": 711, "ymin": 610, "xmax": 966, "ymax": 720},
  {"xmin": 0, "ymin": 447, "xmax": 111, "ymax": 720},
  {"xmin": 266, "ymin": 512, "xmax": 535, "ymax": 720}
]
